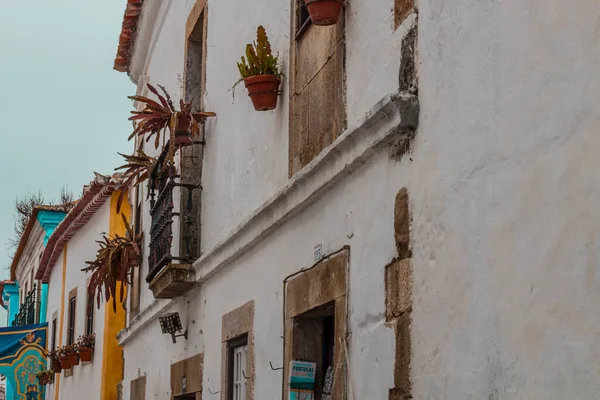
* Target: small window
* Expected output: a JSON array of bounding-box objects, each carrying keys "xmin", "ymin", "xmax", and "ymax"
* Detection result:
[
  {"xmin": 67, "ymin": 296, "xmax": 76, "ymax": 345},
  {"xmin": 130, "ymin": 193, "xmax": 142, "ymax": 318},
  {"xmin": 228, "ymin": 336, "xmax": 248, "ymax": 400},
  {"xmin": 85, "ymin": 292, "xmax": 94, "ymax": 336},
  {"xmin": 296, "ymin": 0, "xmax": 311, "ymax": 39},
  {"xmin": 51, "ymin": 318, "xmax": 57, "ymax": 350}
]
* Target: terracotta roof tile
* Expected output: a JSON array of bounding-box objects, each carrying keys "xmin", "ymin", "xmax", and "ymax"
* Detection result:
[
  {"xmin": 9, "ymin": 203, "xmax": 75, "ymax": 281},
  {"xmin": 36, "ymin": 174, "xmax": 126, "ymax": 284},
  {"xmin": 114, "ymin": 0, "xmax": 144, "ymax": 72}
]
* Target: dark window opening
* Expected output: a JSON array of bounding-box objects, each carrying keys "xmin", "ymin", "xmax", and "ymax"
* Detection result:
[
  {"xmin": 296, "ymin": 0, "xmax": 312, "ymax": 39},
  {"xmin": 186, "ymin": 10, "xmax": 206, "ymax": 110},
  {"xmin": 174, "ymin": 395, "xmax": 195, "ymax": 400},
  {"xmin": 131, "ymin": 193, "xmax": 142, "ymax": 318},
  {"xmin": 67, "ymin": 296, "xmax": 76, "ymax": 345},
  {"xmin": 85, "ymin": 293, "xmax": 94, "ymax": 336},
  {"xmin": 292, "ymin": 302, "xmax": 335, "ymax": 400},
  {"xmin": 51, "ymin": 318, "xmax": 57, "ymax": 350}
]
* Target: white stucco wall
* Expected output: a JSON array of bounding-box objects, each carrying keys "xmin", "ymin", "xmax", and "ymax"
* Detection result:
[
  {"xmin": 45, "ymin": 202, "xmax": 110, "ymax": 400},
  {"xmin": 15, "ymin": 223, "xmax": 44, "ymax": 303},
  {"xmin": 120, "ymin": 0, "xmax": 600, "ymax": 399},
  {"xmin": 410, "ymin": 1, "xmax": 600, "ymax": 398}
]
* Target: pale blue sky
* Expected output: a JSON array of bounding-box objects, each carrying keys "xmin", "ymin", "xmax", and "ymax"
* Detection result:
[{"xmin": 0, "ymin": 1, "xmax": 134, "ymax": 324}]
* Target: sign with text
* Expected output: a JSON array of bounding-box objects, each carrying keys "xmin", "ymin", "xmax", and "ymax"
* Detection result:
[{"xmin": 289, "ymin": 360, "xmax": 316, "ymax": 400}]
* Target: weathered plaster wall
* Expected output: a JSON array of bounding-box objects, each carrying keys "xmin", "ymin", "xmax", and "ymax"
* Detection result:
[
  {"xmin": 122, "ymin": 143, "xmax": 408, "ymax": 399},
  {"xmin": 133, "ymin": 0, "xmax": 407, "ymax": 254},
  {"xmin": 410, "ymin": 0, "xmax": 600, "ymax": 398},
  {"xmin": 15, "ymin": 223, "xmax": 44, "ymax": 300},
  {"xmin": 46, "ymin": 203, "xmax": 110, "ymax": 400}
]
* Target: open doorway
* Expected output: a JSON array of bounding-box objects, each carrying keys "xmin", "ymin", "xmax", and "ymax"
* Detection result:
[{"xmin": 293, "ymin": 302, "xmax": 335, "ymax": 399}]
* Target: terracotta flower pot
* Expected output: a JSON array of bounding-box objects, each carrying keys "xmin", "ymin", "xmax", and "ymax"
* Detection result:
[
  {"xmin": 67, "ymin": 352, "xmax": 79, "ymax": 366},
  {"xmin": 305, "ymin": 0, "xmax": 343, "ymax": 26},
  {"xmin": 78, "ymin": 347, "xmax": 93, "ymax": 362},
  {"xmin": 244, "ymin": 74, "xmax": 281, "ymax": 111},
  {"xmin": 60, "ymin": 356, "xmax": 72, "ymax": 370},
  {"xmin": 52, "ymin": 360, "xmax": 62, "ymax": 373},
  {"xmin": 174, "ymin": 116, "xmax": 194, "ymax": 147},
  {"xmin": 37, "ymin": 375, "xmax": 47, "ymax": 385}
]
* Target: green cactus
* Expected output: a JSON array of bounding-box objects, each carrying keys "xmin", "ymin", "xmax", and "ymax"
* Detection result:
[{"xmin": 237, "ymin": 26, "xmax": 281, "ymax": 79}]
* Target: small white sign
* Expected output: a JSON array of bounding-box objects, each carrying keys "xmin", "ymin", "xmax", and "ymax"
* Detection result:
[{"xmin": 314, "ymin": 244, "xmax": 322, "ymax": 261}]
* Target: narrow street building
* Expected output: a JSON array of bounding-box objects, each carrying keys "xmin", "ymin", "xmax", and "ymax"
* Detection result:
[
  {"xmin": 36, "ymin": 175, "xmax": 130, "ymax": 400},
  {"xmin": 110, "ymin": 0, "xmax": 600, "ymax": 399},
  {"xmin": 0, "ymin": 204, "xmax": 69, "ymax": 400}
]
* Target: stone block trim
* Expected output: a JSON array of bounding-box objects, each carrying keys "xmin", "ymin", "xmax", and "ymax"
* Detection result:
[
  {"xmin": 393, "ymin": 313, "xmax": 412, "ymax": 395},
  {"xmin": 387, "ymin": 187, "xmax": 413, "ymax": 399},
  {"xmin": 394, "ymin": 187, "xmax": 412, "ymax": 259},
  {"xmin": 221, "ymin": 301, "xmax": 255, "ymax": 400},
  {"xmin": 385, "ymin": 258, "xmax": 413, "ymax": 321}
]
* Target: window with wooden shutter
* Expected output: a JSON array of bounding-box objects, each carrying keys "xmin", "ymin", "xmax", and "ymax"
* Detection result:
[
  {"xmin": 289, "ymin": 0, "xmax": 347, "ymax": 176},
  {"xmin": 130, "ymin": 376, "xmax": 146, "ymax": 400}
]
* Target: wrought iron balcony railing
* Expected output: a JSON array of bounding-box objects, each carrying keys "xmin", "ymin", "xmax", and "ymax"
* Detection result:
[
  {"xmin": 13, "ymin": 283, "xmax": 40, "ymax": 327},
  {"xmin": 146, "ymin": 146, "xmax": 200, "ymax": 283}
]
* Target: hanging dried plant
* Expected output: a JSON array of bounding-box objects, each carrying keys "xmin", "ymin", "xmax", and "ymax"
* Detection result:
[
  {"xmin": 82, "ymin": 214, "xmax": 143, "ymax": 312},
  {"xmin": 128, "ymin": 84, "xmax": 216, "ymax": 159},
  {"xmin": 114, "ymin": 148, "xmax": 157, "ymax": 213}
]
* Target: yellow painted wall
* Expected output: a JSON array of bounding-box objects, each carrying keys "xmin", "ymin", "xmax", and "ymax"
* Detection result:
[{"xmin": 100, "ymin": 191, "xmax": 130, "ymax": 400}]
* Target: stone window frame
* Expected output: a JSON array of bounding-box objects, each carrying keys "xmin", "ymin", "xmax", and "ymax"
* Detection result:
[
  {"xmin": 288, "ymin": 0, "xmax": 348, "ymax": 177},
  {"xmin": 221, "ymin": 301, "xmax": 255, "ymax": 400},
  {"xmin": 178, "ymin": 0, "xmax": 210, "ymax": 262},
  {"xmin": 284, "ymin": 248, "xmax": 349, "ymax": 400}
]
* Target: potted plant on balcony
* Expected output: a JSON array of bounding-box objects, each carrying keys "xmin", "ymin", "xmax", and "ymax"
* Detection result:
[
  {"xmin": 114, "ymin": 148, "xmax": 157, "ymax": 213},
  {"xmin": 58, "ymin": 346, "xmax": 72, "ymax": 370},
  {"xmin": 48, "ymin": 349, "xmax": 62, "ymax": 373},
  {"xmin": 305, "ymin": 0, "xmax": 343, "ymax": 26},
  {"xmin": 128, "ymin": 84, "xmax": 216, "ymax": 152},
  {"xmin": 83, "ymin": 214, "xmax": 143, "ymax": 312},
  {"xmin": 77, "ymin": 334, "xmax": 95, "ymax": 362},
  {"xmin": 236, "ymin": 26, "xmax": 282, "ymax": 111}
]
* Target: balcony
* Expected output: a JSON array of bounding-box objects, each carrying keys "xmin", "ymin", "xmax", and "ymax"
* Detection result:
[
  {"xmin": 13, "ymin": 284, "xmax": 40, "ymax": 327},
  {"xmin": 146, "ymin": 146, "xmax": 199, "ymax": 299}
]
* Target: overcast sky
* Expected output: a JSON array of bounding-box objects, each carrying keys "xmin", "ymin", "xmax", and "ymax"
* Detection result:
[{"xmin": 0, "ymin": 1, "xmax": 134, "ymax": 325}]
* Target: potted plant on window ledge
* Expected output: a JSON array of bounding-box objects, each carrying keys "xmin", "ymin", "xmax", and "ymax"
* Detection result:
[
  {"xmin": 236, "ymin": 26, "xmax": 282, "ymax": 111},
  {"xmin": 114, "ymin": 148, "xmax": 157, "ymax": 213},
  {"xmin": 36, "ymin": 370, "xmax": 54, "ymax": 385},
  {"xmin": 305, "ymin": 0, "xmax": 343, "ymax": 26},
  {"xmin": 83, "ymin": 214, "xmax": 143, "ymax": 312},
  {"xmin": 128, "ymin": 84, "xmax": 216, "ymax": 157},
  {"xmin": 66, "ymin": 343, "xmax": 79, "ymax": 366},
  {"xmin": 58, "ymin": 346, "xmax": 72, "ymax": 370},
  {"xmin": 77, "ymin": 334, "xmax": 95, "ymax": 362},
  {"xmin": 48, "ymin": 349, "xmax": 62, "ymax": 373}
]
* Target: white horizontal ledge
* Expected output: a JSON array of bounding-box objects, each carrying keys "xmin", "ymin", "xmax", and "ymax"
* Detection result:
[
  {"xmin": 117, "ymin": 92, "xmax": 419, "ymax": 346},
  {"xmin": 194, "ymin": 93, "xmax": 419, "ymax": 281}
]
